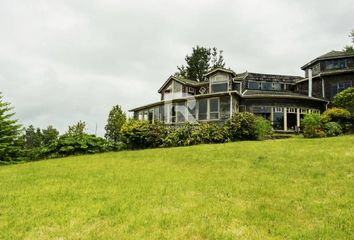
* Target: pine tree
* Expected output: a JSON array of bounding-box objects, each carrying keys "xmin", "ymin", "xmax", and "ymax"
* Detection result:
[
  {"xmin": 105, "ymin": 105, "xmax": 126, "ymax": 142},
  {"xmin": 0, "ymin": 94, "xmax": 23, "ymax": 163},
  {"xmin": 177, "ymin": 46, "xmax": 226, "ymax": 81}
]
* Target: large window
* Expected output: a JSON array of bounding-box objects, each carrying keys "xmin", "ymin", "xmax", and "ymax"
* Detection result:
[
  {"xmin": 198, "ymin": 99, "xmax": 208, "ymax": 120},
  {"xmin": 248, "ymin": 81, "xmax": 260, "ymax": 90},
  {"xmin": 210, "ymin": 74, "xmax": 228, "ymax": 93},
  {"xmin": 209, "ymin": 98, "xmax": 219, "ymax": 120},
  {"xmin": 187, "ymin": 100, "xmax": 197, "ymax": 122},
  {"xmin": 331, "ymin": 82, "xmax": 352, "ymax": 97},
  {"xmin": 326, "ymin": 59, "xmax": 347, "ymax": 70},
  {"xmin": 176, "ymin": 102, "xmax": 186, "ymax": 123}
]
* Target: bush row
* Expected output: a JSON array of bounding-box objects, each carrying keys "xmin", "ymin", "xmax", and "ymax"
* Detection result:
[{"xmin": 120, "ymin": 112, "xmax": 273, "ymax": 150}]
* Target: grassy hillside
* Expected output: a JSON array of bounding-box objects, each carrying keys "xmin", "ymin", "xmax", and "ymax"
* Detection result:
[{"xmin": 0, "ymin": 136, "xmax": 353, "ymax": 239}]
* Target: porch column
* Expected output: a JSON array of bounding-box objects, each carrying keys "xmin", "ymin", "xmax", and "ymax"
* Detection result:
[
  {"xmin": 283, "ymin": 107, "xmax": 288, "ymax": 131},
  {"xmin": 270, "ymin": 107, "xmax": 274, "ymax": 126},
  {"xmin": 229, "ymin": 94, "xmax": 233, "ymax": 118},
  {"xmin": 296, "ymin": 108, "xmax": 300, "ymax": 128}
]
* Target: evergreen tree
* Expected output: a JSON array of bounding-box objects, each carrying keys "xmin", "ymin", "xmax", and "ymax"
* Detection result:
[
  {"xmin": 42, "ymin": 125, "xmax": 59, "ymax": 145},
  {"xmin": 0, "ymin": 94, "xmax": 23, "ymax": 163},
  {"xmin": 24, "ymin": 125, "xmax": 43, "ymax": 149},
  {"xmin": 177, "ymin": 46, "xmax": 226, "ymax": 81},
  {"xmin": 105, "ymin": 105, "xmax": 126, "ymax": 142}
]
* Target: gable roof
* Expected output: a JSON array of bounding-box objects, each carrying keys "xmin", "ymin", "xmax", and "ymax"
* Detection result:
[
  {"xmin": 301, "ymin": 50, "xmax": 354, "ymax": 70},
  {"xmin": 158, "ymin": 76, "xmax": 207, "ymax": 93},
  {"xmin": 204, "ymin": 67, "xmax": 236, "ymax": 77}
]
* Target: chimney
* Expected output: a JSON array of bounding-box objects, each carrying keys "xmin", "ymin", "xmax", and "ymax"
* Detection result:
[{"xmin": 308, "ymin": 69, "xmax": 312, "ymax": 97}]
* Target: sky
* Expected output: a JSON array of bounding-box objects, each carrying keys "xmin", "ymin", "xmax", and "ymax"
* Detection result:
[{"xmin": 1, "ymin": 0, "xmax": 353, "ymax": 136}]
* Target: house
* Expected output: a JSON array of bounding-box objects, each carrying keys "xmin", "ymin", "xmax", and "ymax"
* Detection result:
[{"xmin": 129, "ymin": 51, "xmax": 354, "ymax": 132}]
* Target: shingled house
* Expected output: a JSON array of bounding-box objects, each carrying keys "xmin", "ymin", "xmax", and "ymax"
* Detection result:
[{"xmin": 130, "ymin": 51, "xmax": 354, "ymax": 132}]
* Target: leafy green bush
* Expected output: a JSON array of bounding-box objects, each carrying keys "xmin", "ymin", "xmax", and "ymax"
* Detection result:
[
  {"xmin": 320, "ymin": 107, "xmax": 352, "ymax": 133},
  {"xmin": 42, "ymin": 134, "xmax": 114, "ymax": 158},
  {"xmin": 121, "ymin": 120, "xmax": 168, "ymax": 149},
  {"xmin": 323, "ymin": 122, "xmax": 342, "ymax": 137},
  {"xmin": 224, "ymin": 112, "xmax": 259, "ymax": 141},
  {"xmin": 333, "ymin": 87, "xmax": 354, "ymax": 114},
  {"xmin": 301, "ymin": 114, "xmax": 323, "ymax": 138},
  {"xmin": 255, "ymin": 117, "xmax": 273, "ymax": 140}
]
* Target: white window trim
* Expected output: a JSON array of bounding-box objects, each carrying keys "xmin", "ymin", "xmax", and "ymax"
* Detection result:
[{"xmin": 209, "ymin": 77, "xmax": 229, "ymax": 93}]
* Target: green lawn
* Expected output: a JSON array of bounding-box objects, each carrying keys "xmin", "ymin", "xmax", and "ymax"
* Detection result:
[{"xmin": 0, "ymin": 136, "xmax": 353, "ymax": 239}]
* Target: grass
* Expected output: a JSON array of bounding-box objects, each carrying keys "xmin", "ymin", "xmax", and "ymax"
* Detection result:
[{"xmin": 0, "ymin": 136, "xmax": 353, "ymax": 239}]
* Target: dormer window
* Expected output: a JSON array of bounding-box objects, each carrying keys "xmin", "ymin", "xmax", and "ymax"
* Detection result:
[{"xmin": 210, "ymin": 74, "xmax": 229, "ymax": 93}]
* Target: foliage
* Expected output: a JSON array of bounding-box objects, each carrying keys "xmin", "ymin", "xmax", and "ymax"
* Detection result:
[
  {"xmin": 255, "ymin": 117, "xmax": 273, "ymax": 140},
  {"xmin": 323, "ymin": 122, "xmax": 342, "ymax": 137},
  {"xmin": 343, "ymin": 30, "xmax": 354, "ymax": 53},
  {"xmin": 24, "ymin": 125, "xmax": 43, "ymax": 149},
  {"xmin": 65, "ymin": 120, "xmax": 86, "ymax": 137},
  {"xmin": 301, "ymin": 113, "xmax": 323, "ymax": 138},
  {"xmin": 43, "ymin": 134, "xmax": 115, "ymax": 158},
  {"xmin": 0, "ymin": 94, "xmax": 23, "ymax": 164},
  {"xmin": 224, "ymin": 112, "xmax": 259, "ymax": 141},
  {"xmin": 121, "ymin": 120, "xmax": 155, "ymax": 149},
  {"xmin": 1, "ymin": 135, "xmax": 353, "ymax": 239},
  {"xmin": 105, "ymin": 105, "xmax": 126, "ymax": 142},
  {"xmin": 176, "ymin": 46, "xmax": 226, "ymax": 81},
  {"xmin": 42, "ymin": 125, "xmax": 59, "ymax": 145},
  {"xmin": 333, "ymin": 87, "xmax": 354, "ymax": 115},
  {"xmin": 320, "ymin": 107, "xmax": 352, "ymax": 133}
]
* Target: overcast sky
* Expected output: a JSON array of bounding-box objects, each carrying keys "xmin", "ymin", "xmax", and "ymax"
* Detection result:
[{"xmin": 1, "ymin": 0, "xmax": 353, "ymax": 136}]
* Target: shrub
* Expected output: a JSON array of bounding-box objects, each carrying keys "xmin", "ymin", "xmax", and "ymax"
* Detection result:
[
  {"xmin": 121, "ymin": 120, "xmax": 168, "ymax": 149},
  {"xmin": 42, "ymin": 134, "xmax": 114, "ymax": 158},
  {"xmin": 194, "ymin": 123, "xmax": 227, "ymax": 144},
  {"xmin": 301, "ymin": 113, "xmax": 322, "ymax": 138},
  {"xmin": 162, "ymin": 123, "xmax": 194, "ymax": 147},
  {"xmin": 323, "ymin": 122, "xmax": 342, "ymax": 137},
  {"xmin": 320, "ymin": 107, "xmax": 352, "ymax": 133},
  {"xmin": 225, "ymin": 112, "xmax": 258, "ymax": 141},
  {"xmin": 333, "ymin": 87, "xmax": 354, "ymax": 114},
  {"xmin": 255, "ymin": 117, "xmax": 273, "ymax": 140}
]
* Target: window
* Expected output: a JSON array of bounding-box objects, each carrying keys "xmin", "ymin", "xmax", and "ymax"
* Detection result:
[
  {"xmin": 261, "ymin": 82, "xmax": 272, "ymax": 91},
  {"xmin": 199, "ymin": 87, "xmax": 207, "ymax": 94},
  {"xmin": 176, "ymin": 102, "xmax": 186, "ymax": 123},
  {"xmin": 198, "ymin": 99, "xmax": 208, "ymax": 120},
  {"xmin": 138, "ymin": 111, "xmax": 143, "ymax": 120},
  {"xmin": 211, "ymin": 82, "xmax": 228, "ymax": 92},
  {"xmin": 326, "ymin": 59, "xmax": 347, "ymax": 70},
  {"xmin": 248, "ymin": 81, "xmax": 260, "ymax": 90},
  {"xmin": 274, "ymin": 107, "xmax": 283, "ymax": 113},
  {"xmin": 288, "ymin": 108, "xmax": 296, "ymax": 113},
  {"xmin": 233, "ymin": 82, "xmax": 242, "ymax": 92},
  {"xmin": 170, "ymin": 105, "xmax": 176, "ymax": 123},
  {"xmin": 210, "ymin": 74, "xmax": 228, "ymax": 93},
  {"xmin": 331, "ymin": 82, "xmax": 352, "ymax": 97},
  {"xmin": 143, "ymin": 110, "xmax": 148, "ymax": 120},
  {"xmin": 273, "ymin": 83, "xmax": 282, "ymax": 91},
  {"xmin": 209, "ymin": 98, "xmax": 219, "ymax": 120},
  {"xmin": 187, "ymin": 100, "xmax": 197, "ymax": 122},
  {"xmin": 153, "ymin": 107, "xmax": 159, "ymax": 122},
  {"xmin": 188, "ymin": 87, "xmax": 195, "ymax": 94}
]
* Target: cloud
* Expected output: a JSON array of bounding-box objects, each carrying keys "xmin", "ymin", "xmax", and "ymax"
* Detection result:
[{"xmin": 1, "ymin": 0, "xmax": 353, "ymax": 135}]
